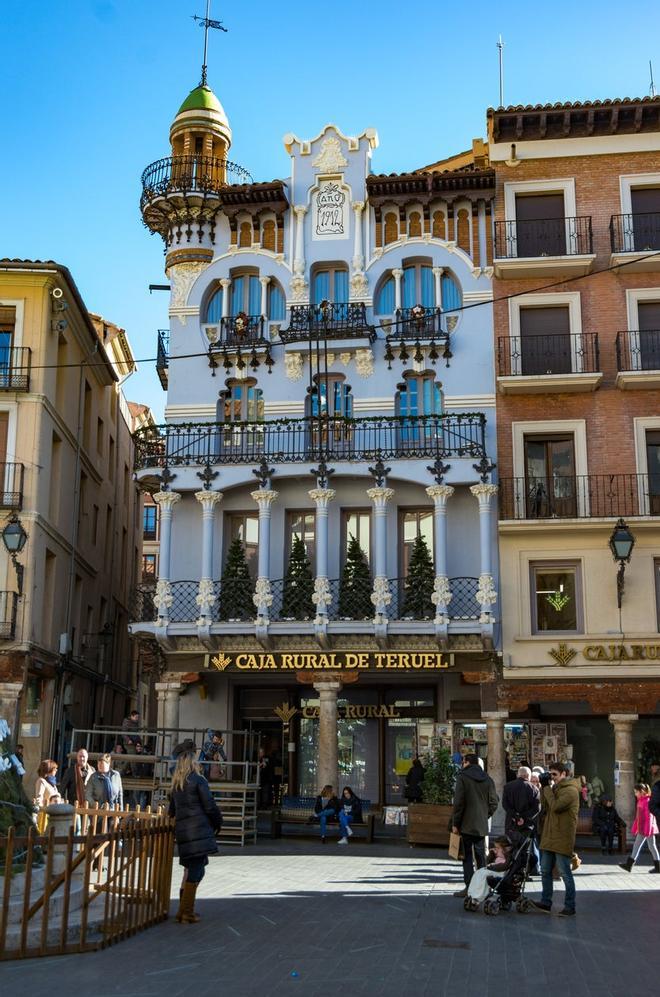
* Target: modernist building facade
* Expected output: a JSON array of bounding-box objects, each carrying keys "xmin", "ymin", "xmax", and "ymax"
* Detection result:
[
  {"xmin": 0, "ymin": 261, "xmax": 147, "ymax": 785},
  {"xmin": 131, "ymin": 82, "xmax": 503, "ymax": 805},
  {"xmin": 488, "ymin": 97, "xmax": 660, "ymax": 825}
]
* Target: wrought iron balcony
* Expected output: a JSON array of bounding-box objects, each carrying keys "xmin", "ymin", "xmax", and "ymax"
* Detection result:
[
  {"xmin": 497, "ymin": 333, "xmax": 600, "ymax": 377},
  {"xmin": 494, "ymin": 217, "xmax": 593, "ymax": 258},
  {"xmin": 392, "ymin": 307, "xmax": 445, "ymax": 340},
  {"xmin": 499, "ymin": 474, "xmax": 660, "ymax": 520},
  {"xmin": 0, "ymin": 347, "xmax": 31, "ymax": 392},
  {"xmin": 0, "ymin": 590, "xmax": 18, "ymax": 639},
  {"xmin": 383, "ymin": 577, "xmax": 480, "ymax": 621},
  {"xmin": 616, "ymin": 329, "xmax": 660, "ymax": 372},
  {"xmin": 156, "ymin": 329, "xmax": 169, "ymax": 390},
  {"xmin": 0, "ymin": 463, "xmax": 24, "ymax": 509},
  {"xmin": 133, "ymin": 414, "xmax": 487, "ymax": 471},
  {"xmin": 280, "ymin": 303, "xmax": 375, "ymax": 343},
  {"xmin": 140, "ymin": 155, "xmax": 253, "ymax": 210},
  {"xmin": 206, "ymin": 314, "xmax": 267, "ymax": 347},
  {"xmin": 610, "ymin": 212, "xmax": 660, "ymax": 253}
]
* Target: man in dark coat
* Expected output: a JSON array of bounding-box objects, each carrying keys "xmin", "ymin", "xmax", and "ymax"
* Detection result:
[
  {"xmin": 405, "ymin": 757, "xmax": 425, "ymax": 803},
  {"xmin": 502, "ymin": 765, "xmax": 541, "ymax": 871},
  {"xmin": 452, "ymin": 753, "xmax": 499, "ymax": 897}
]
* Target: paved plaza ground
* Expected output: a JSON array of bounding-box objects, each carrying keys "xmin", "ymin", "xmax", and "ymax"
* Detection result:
[{"xmin": 2, "ymin": 837, "xmax": 659, "ymax": 997}]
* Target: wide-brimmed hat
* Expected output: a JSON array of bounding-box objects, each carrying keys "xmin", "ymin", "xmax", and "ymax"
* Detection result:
[{"xmin": 172, "ymin": 738, "xmax": 197, "ymax": 758}]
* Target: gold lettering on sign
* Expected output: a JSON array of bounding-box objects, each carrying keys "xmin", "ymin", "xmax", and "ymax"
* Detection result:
[
  {"xmin": 208, "ymin": 651, "xmax": 451, "ymax": 672},
  {"xmin": 554, "ymin": 643, "xmax": 660, "ymax": 663},
  {"xmin": 297, "ymin": 704, "xmax": 402, "ymax": 720}
]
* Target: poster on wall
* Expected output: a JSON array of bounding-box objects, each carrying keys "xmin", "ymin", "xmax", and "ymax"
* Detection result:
[
  {"xmin": 549, "ymin": 724, "xmax": 567, "ymax": 746},
  {"xmin": 395, "ymin": 733, "xmax": 414, "ymax": 775}
]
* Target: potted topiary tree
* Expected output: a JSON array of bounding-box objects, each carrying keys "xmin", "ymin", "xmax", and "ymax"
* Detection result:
[{"xmin": 407, "ymin": 745, "xmax": 456, "ymax": 846}]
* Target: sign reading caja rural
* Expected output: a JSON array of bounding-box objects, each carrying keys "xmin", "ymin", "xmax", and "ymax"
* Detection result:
[{"xmin": 208, "ymin": 650, "xmax": 452, "ymax": 672}]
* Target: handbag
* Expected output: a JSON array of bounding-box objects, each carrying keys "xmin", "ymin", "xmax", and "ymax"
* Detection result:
[{"xmin": 448, "ymin": 831, "xmax": 464, "ymax": 860}]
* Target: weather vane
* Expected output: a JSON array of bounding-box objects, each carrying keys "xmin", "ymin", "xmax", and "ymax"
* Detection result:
[{"xmin": 192, "ymin": 1, "xmax": 228, "ymax": 87}]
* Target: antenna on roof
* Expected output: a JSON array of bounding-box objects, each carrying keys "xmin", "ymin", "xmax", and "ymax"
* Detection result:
[
  {"xmin": 497, "ymin": 35, "xmax": 505, "ymax": 108},
  {"xmin": 651, "ymin": 60, "xmax": 657, "ymax": 98},
  {"xmin": 192, "ymin": 0, "xmax": 228, "ymax": 87}
]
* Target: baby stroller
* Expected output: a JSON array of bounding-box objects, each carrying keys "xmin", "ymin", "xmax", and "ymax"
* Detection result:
[{"xmin": 464, "ymin": 828, "xmax": 536, "ymax": 916}]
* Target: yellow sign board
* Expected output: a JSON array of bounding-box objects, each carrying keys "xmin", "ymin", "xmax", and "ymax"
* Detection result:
[{"xmin": 209, "ymin": 650, "xmax": 452, "ymax": 672}]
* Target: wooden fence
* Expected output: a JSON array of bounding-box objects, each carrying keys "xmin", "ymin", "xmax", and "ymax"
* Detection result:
[{"xmin": 0, "ymin": 803, "xmax": 174, "ymax": 960}]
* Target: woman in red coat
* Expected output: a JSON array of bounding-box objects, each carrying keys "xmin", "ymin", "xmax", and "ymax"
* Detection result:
[{"xmin": 619, "ymin": 783, "xmax": 660, "ymax": 873}]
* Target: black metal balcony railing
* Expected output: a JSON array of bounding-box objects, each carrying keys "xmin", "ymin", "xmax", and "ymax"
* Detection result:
[
  {"xmin": 499, "ymin": 474, "xmax": 660, "ymax": 520},
  {"xmin": 280, "ymin": 303, "xmax": 375, "ymax": 343},
  {"xmin": 0, "ymin": 462, "xmax": 24, "ymax": 509},
  {"xmin": 213, "ymin": 314, "xmax": 266, "ymax": 347},
  {"xmin": 133, "ymin": 414, "xmax": 487, "ymax": 471},
  {"xmin": 140, "ymin": 155, "xmax": 253, "ymax": 209},
  {"xmin": 497, "ymin": 333, "xmax": 600, "ymax": 377},
  {"xmin": 0, "ymin": 347, "xmax": 31, "ymax": 392},
  {"xmin": 156, "ymin": 329, "xmax": 169, "ymax": 390},
  {"xmin": 495, "ymin": 217, "xmax": 593, "ymax": 259},
  {"xmin": 616, "ymin": 329, "xmax": 660, "ymax": 372},
  {"xmin": 0, "ymin": 590, "xmax": 18, "ymax": 639},
  {"xmin": 129, "ymin": 576, "xmax": 482, "ymax": 624},
  {"xmin": 393, "ymin": 307, "xmax": 445, "ymax": 340},
  {"xmin": 610, "ymin": 212, "xmax": 660, "ymax": 254}
]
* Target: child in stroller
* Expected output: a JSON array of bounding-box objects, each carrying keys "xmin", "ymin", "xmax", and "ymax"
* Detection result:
[{"xmin": 464, "ymin": 829, "xmax": 535, "ymax": 915}]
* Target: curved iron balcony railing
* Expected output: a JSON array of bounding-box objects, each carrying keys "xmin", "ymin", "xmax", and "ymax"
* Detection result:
[
  {"xmin": 129, "ymin": 576, "xmax": 481, "ymax": 624},
  {"xmin": 140, "ymin": 155, "xmax": 253, "ymax": 209},
  {"xmin": 133, "ymin": 414, "xmax": 487, "ymax": 471},
  {"xmin": 280, "ymin": 303, "xmax": 375, "ymax": 343},
  {"xmin": 494, "ymin": 217, "xmax": 593, "ymax": 258},
  {"xmin": 207, "ymin": 314, "xmax": 267, "ymax": 347},
  {"xmin": 610, "ymin": 212, "xmax": 660, "ymax": 253},
  {"xmin": 496, "ymin": 333, "xmax": 600, "ymax": 376},
  {"xmin": 392, "ymin": 307, "xmax": 445, "ymax": 340},
  {"xmin": 616, "ymin": 329, "xmax": 660, "ymax": 371},
  {"xmin": 499, "ymin": 474, "xmax": 660, "ymax": 520}
]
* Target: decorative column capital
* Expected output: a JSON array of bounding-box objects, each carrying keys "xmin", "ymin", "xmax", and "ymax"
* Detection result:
[
  {"xmin": 432, "ymin": 266, "xmax": 445, "ymax": 277},
  {"xmin": 195, "ymin": 490, "xmax": 223, "ymax": 509},
  {"xmin": 258, "ymin": 275, "xmax": 271, "ymax": 287},
  {"xmin": 352, "ymin": 200, "xmax": 365, "ymax": 214},
  {"xmin": 153, "ymin": 490, "xmax": 182, "ymax": 511},
  {"xmin": 367, "ymin": 486, "xmax": 395, "ymax": 507},
  {"xmin": 608, "ymin": 713, "xmax": 639, "ymax": 724},
  {"xmin": 251, "ymin": 488, "xmax": 279, "ymax": 508},
  {"xmin": 219, "ymin": 277, "xmax": 232, "ymax": 289},
  {"xmin": 482, "ymin": 711, "xmax": 509, "ymax": 722},
  {"xmin": 294, "ymin": 204, "xmax": 308, "ymax": 218},
  {"xmin": 470, "ymin": 483, "xmax": 499, "ymax": 504},
  {"xmin": 391, "ymin": 268, "xmax": 403, "ymax": 280},
  {"xmin": 308, "ymin": 488, "xmax": 336, "ymax": 507},
  {"xmin": 314, "ymin": 680, "xmax": 343, "ymax": 696},
  {"xmin": 426, "ymin": 484, "xmax": 455, "ymax": 504}
]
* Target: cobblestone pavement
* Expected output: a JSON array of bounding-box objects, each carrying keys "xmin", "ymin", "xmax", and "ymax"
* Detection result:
[{"xmin": 2, "ymin": 838, "xmax": 659, "ymax": 997}]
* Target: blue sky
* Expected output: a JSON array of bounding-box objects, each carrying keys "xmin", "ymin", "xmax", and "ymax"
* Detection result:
[{"xmin": 1, "ymin": 0, "xmax": 658, "ymax": 419}]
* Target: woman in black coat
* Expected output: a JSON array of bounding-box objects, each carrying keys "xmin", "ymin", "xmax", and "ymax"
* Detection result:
[{"xmin": 169, "ymin": 739, "xmax": 222, "ymax": 923}]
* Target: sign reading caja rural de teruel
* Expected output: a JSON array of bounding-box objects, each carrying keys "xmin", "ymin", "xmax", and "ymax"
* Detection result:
[{"xmin": 208, "ymin": 650, "xmax": 453, "ymax": 672}]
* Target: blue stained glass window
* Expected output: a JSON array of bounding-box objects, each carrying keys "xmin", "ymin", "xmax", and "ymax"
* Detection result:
[
  {"xmin": 334, "ymin": 270, "xmax": 349, "ymax": 302},
  {"xmin": 231, "ymin": 276, "xmax": 244, "ymax": 316},
  {"xmin": 248, "ymin": 276, "xmax": 261, "ymax": 315},
  {"xmin": 313, "ymin": 270, "xmax": 330, "ymax": 304},
  {"xmin": 376, "ymin": 277, "xmax": 395, "ymax": 314},
  {"xmin": 442, "ymin": 273, "xmax": 462, "ymax": 312},
  {"xmin": 269, "ymin": 283, "xmax": 285, "ymax": 320},
  {"xmin": 421, "ymin": 266, "xmax": 434, "ymax": 307},
  {"xmin": 403, "ymin": 267, "xmax": 416, "ymax": 308},
  {"xmin": 205, "ymin": 287, "xmax": 224, "ymax": 323}
]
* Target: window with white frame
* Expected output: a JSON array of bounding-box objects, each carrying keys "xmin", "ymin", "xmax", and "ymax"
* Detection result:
[
  {"xmin": 530, "ymin": 561, "xmax": 582, "ymax": 634},
  {"xmin": 619, "ymin": 175, "xmax": 660, "ymax": 252},
  {"xmin": 508, "ymin": 292, "xmax": 584, "ymax": 375}
]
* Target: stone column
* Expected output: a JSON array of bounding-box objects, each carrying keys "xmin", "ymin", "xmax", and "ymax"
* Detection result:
[
  {"xmin": 609, "ymin": 713, "xmax": 638, "ymax": 829},
  {"xmin": 432, "ymin": 266, "xmax": 444, "ymax": 311},
  {"xmin": 156, "ymin": 680, "xmax": 184, "ymax": 731},
  {"xmin": 314, "ymin": 680, "xmax": 342, "ymax": 791},
  {"xmin": 152, "ymin": 491, "xmax": 182, "ymax": 624},
  {"xmin": 251, "ymin": 488, "xmax": 278, "ymax": 622},
  {"xmin": 483, "ymin": 711, "xmax": 508, "ymax": 833},
  {"xmin": 195, "ymin": 490, "xmax": 223, "ymax": 623},
  {"xmin": 293, "ymin": 205, "xmax": 307, "ymax": 275},
  {"xmin": 220, "ymin": 278, "xmax": 231, "ymax": 319},
  {"xmin": 392, "ymin": 268, "xmax": 403, "ymax": 311},
  {"xmin": 352, "ymin": 201, "xmax": 365, "ymax": 272},
  {"xmin": 426, "ymin": 484, "xmax": 454, "ymax": 624},
  {"xmin": 309, "ymin": 487, "xmax": 335, "ymax": 622},
  {"xmin": 44, "ymin": 803, "xmax": 76, "ymax": 873},
  {"xmin": 259, "ymin": 276, "xmax": 271, "ymax": 319},
  {"xmin": 470, "ymin": 483, "xmax": 498, "ymax": 623},
  {"xmin": 477, "ymin": 200, "xmax": 487, "ymax": 270},
  {"xmin": 367, "ymin": 486, "xmax": 394, "ymax": 620}
]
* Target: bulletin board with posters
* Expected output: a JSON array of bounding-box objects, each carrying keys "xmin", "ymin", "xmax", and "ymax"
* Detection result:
[{"xmin": 530, "ymin": 723, "xmax": 567, "ymax": 768}]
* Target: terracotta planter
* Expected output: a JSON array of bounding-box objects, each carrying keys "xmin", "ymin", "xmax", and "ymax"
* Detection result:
[{"xmin": 407, "ymin": 803, "xmax": 453, "ymax": 846}]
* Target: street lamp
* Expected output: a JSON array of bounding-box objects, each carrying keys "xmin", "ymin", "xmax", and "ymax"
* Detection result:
[
  {"xmin": 609, "ymin": 517, "xmax": 635, "ymax": 609},
  {"xmin": 2, "ymin": 514, "xmax": 28, "ymax": 596}
]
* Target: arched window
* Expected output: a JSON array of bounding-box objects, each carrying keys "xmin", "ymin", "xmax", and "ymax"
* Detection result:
[
  {"xmin": 408, "ymin": 211, "xmax": 422, "ymax": 237},
  {"xmin": 221, "ymin": 379, "xmax": 264, "ymax": 423},
  {"xmin": 312, "ymin": 266, "xmax": 349, "ymax": 304},
  {"xmin": 397, "ymin": 372, "xmax": 442, "ymax": 418},
  {"xmin": 268, "ymin": 282, "xmax": 286, "ymax": 321},
  {"xmin": 231, "ymin": 274, "xmax": 261, "ymax": 316},
  {"xmin": 374, "ymin": 266, "xmax": 462, "ymax": 315},
  {"xmin": 262, "ymin": 219, "xmax": 276, "ymax": 251},
  {"xmin": 205, "ymin": 286, "xmax": 224, "ymax": 323},
  {"xmin": 384, "ymin": 211, "xmax": 398, "ymax": 245}
]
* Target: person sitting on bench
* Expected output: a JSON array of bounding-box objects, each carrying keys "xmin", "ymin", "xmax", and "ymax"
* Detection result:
[
  {"xmin": 338, "ymin": 786, "xmax": 363, "ymax": 845},
  {"xmin": 313, "ymin": 784, "xmax": 340, "ymax": 842}
]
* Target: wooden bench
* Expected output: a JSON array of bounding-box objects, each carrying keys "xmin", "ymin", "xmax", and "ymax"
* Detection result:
[
  {"xmin": 576, "ymin": 808, "xmax": 627, "ymax": 853},
  {"xmin": 271, "ymin": 796, "xmax": 375, "ymax": 842}
]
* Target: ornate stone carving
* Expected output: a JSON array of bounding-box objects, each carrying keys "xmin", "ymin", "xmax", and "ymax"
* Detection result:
[
  {"xmin": 446, "ymin": 315, "xmax": 458, "ymax": 333},
  {"xmin": 366, "ymin": 486, "xmax": 395, "ymax": 507},
  {"xmin": 289, "ymin": 274, "xmax": 309, "ymax": 301},
  {"xmin": 253, "ymin": 577, "xmax": 274, "ymax": 610},
  {"xmin": 285, "ymin": 352, "xmax": 305, "ymax": 381},
  {"xmin": 350, "ymin": 271, "xmax": 369, "ymax": 298},
  {"xmin": 195, "ymin": 578, "xmax": 217, "ymax": 619},
  {"xmin": 308, "ymin": 488, "xmax": 336, "ymax": 507},
  {"xmin": 195, "ymin": 490, "xmax": 223, "ymax": 510},
  {"xmin": 250, "ymin": 489, "xmax": 279, "ymax": 508},
  {"xmin": 370, "ymin": 575, "xmax": 392, "ymax": 609},
  {"xmin": 153, "ymin": 491, "xmax": 182, "ymax": 512},
  {"xmin": 354, "ymin": 348, "xmax": 374, "ymax": 378},
  {"xmin": 339, "ymin": 351, "xmax": 352, "ymax": 367},
  {"xmin": 426, "ymin": 484, "xmax": 455, "ymax": 504},
  {"xmin": 470, "ymin": 483, "xmax": 499, "ymax": 504},
  {"xmin": 312, "ymin": 576, "xmax": 332, "ymax": 624},
  {"xmin": 431, "ymin": 575, "xmax": 452, "ymax": 608},
  {"xmin": 166, "ymin": 262, "xmax": 207, "ymax": 309},
  {"xmin": 312, "ymin": 135, "xmax": 348, "ymax": 173},
  {"xmin": 476, "ymin": 573, "xmax": 498, "ymax": 622},
  {"xmin": 153, "ymin": 579, "xmax": 173, "ymax": 617}
]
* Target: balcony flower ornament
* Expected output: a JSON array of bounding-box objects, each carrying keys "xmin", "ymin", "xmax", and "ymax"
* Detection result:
[
  {"xmin": 431, "ymin": 575, "xmax": 452, "ymax": 625},
  {"xmin": 370, "ymin": 575, "xmax": 392, "ymax": 616},
  {"xmin": 196, "ymin": 578, "xmax": 217, "ymax": 621},
  {"xmin": 411, "ymin": 303, "xmax": 426, "ymax": 332},
  {"xmin": 476, "ymin": 573, "xmax": 498, "ymax": 623},
  {"xmin": 311, "ymin": 576, "xmax": 332, "ymax": 624},
  {"xmin": 234, "ymin": 312, "xmax": 249, "ymax": 338},
  {"xmin": 153, "ymin": 579, "xmax": 174, "ymax": 621}
]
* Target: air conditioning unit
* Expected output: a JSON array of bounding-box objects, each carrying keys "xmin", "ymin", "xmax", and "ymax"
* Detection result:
[{"xmin": 59, "ymin": 632, "xmax": 72, "ymax": 655}]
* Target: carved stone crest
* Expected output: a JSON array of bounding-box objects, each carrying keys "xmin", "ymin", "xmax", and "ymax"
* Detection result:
[
  {"xmin": 166, "ymin": 261, "xmax": 207, "ymax": 309},
  {"xmin": 312, "ymin": 135, "xmax": 348, "ymax": 173}
]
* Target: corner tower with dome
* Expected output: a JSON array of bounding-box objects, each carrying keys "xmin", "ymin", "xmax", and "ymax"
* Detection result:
[{"xmin": 134, "ymin": 63, "xmax": 503, "ymax": 812}]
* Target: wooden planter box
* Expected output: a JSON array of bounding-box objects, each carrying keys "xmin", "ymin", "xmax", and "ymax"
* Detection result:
[{"xmin": 407, "ymin": 803, "xmax": 453, "ymax": 846}]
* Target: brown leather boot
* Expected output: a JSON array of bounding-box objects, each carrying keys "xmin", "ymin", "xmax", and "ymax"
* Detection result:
[{"xmin": 176, "ymin": 882, "xmax": 201, "ymax": 923}]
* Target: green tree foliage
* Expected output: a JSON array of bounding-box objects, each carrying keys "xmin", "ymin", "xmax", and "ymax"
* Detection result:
[
  {"xmin": 218, "ymin": 536, "xmax": 254, "ymax": 620},
  {"xmin": 338, "ymin": 535, "xmax": 373, "ymax": 619},
  {"xmin": 281, "ymin": 535, "xmax": 315, "ymax": 620},
  {"xmin": 421, "ymin": 746, "xmax": 456, "ymax": 805},
  {"xmin": 401, "ymin": 534, "xmax": 435, "ymax": 619}
]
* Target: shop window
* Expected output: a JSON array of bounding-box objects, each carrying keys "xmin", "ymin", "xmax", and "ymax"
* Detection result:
[
  {"xmin": 524, "ymin": 435, "xmax": 576, "ymax": 518},
  {"xmin": 343, "ymin": 510, "xmax": 371, "ymax": 567},
  {"xmin": 298, "ymin": 689, "xmax": 379, "ymax": 801},
  {"xmin": 400, "ymin": 509, "xmax": 433, "ymax": 578},
  {"xmin": 287, "ymin": 511, "xmax": 316, "ymax": 573},
  {"xmin": 531, "ymin": 561, "xmax": 582, "ymax": 634},
  {"xmin": 227, "ymin": 513, "xmax": 259, "ymax": 579}
]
